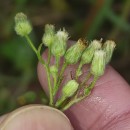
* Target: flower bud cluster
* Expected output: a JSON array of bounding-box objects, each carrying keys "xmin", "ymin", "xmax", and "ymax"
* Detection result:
[
  {"xmin": 89, "ymin": 40, "xmax": 116, "ymax": 77},
  {"xmin": 14, "ymin": 12, "xmax": 116, "ymax": 110},
  {"xmin": 42, "ymin": 25, "xmax": 69, "ymax": 58}
]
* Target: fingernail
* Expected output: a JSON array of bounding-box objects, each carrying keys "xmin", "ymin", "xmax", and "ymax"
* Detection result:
[{"xmin": 0, "ymin": 104, "xmax": 73, "ymax": 130}]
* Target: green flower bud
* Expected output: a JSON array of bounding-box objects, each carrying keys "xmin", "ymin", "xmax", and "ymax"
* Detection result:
[
  {"xmin": 50, "ymin": 65, "xmax": 58, "ymax": 77},
  {"xmin": 65, "ymin": 39, "xmax": 86, "ymax": 64},
  {"xmin": 91, "ymin": 50, "xmax": 106, "ymax": 76},
  {"xmin": 81, "ymin": 40, "xmax": 102, "ymax": 65},
  {"xmin": 103, "ymin": 40, "xmax": 116, "ymax": 64},
  {"xmin": 62, "ymin": 80, "xmax": 79, "ymax": 98},
  {"xmin": 42, "ymin": 24, "xmax": 55, "ymax": 47},
  {"xmin": 14, "ymin": 12, "xmax": 32, "ymax": 36},
  {"xmin": 51, "ymin": 29, "xmax": 68, "ymax": 57}
]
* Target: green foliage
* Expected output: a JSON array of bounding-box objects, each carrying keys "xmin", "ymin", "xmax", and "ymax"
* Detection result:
[{"xmin": 0, "ymin": 37, "xmax": 34, "ymax": 70}]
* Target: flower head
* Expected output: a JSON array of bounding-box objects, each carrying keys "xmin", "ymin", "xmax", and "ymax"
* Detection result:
[
  {"xmin": 51, "ymin": 29, "xmax": 68, "ymax": 57},
  {"xmin": 91, "ymin": 50, "xmax": 106, "ymax": 76},
  {"xmin": 65, "ymin": 38, "xmax": 86, "ymax": 64},
  {"xmin": 14, "ymin": 12, "xmax": 32, "ymax": 36},
  {"xmin": 42, "ymin": 24, "xmax": 55, "ymax": 47},
  {"xmin": 103, "ymin": 40, "xmax": 116, "ymax": 64},
  {"xmin": 81, "ymin": 39, "xmax": 102, "ymax": 64}
]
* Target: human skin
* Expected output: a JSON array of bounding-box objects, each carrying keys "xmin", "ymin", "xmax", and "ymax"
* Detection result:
[
  {"xmin": 0, "ymin": 43, "xmax": 130, "ymax": 130},
  {"xmin": 38, "ymin": 48, "xmax": 130, "ymax": 130}
]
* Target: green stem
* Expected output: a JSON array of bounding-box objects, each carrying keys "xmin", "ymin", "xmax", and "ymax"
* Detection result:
[
  {"xmin": 88, "ymin": 75, "xmax": 98, "ymax": 90},
  {"xmin": 53, "ymin": 62, "xmax": 67, "ymax": 96},
  {"xmin": 45, "ymin": 65, "xmax": 53, "ymax": 106},
  {"xmin": 47, "ymin": 48, "xmax": 51, "ymax": 65},
  {"xmin": 62, "ymin": 75, "xmax": 99, "ymax": 111},
  {"xmin": 81, "ymin": 72, "xmax": 92, "ymax": 86},
  {"xmin": 75, "ymin": 62, "xmax": 83, "ymax": 80},
  {"xmin": 53, "ymin": 56, "xmax": 60, "ymax": 96},
  {"xmin": 25, "ymin": 35, "xmax": 37, "ymax": 54},
  {"xmin": 55, "ymin": 96, "xmax": 66, "ymax": 107},
  {"xmin": 25, "ymin": 35, "xmax": 53, "ymax": 105},
  {"xmin": 61, "ymin": 97, "xmax": 82, "ymax": 111},
  {"xmin": 56, "ymin": 56, "xmax": 60, "ymax": 69}
]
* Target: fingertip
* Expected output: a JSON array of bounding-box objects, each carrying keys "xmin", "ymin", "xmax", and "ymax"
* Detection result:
[{"xmin": 0, "ymin": 105, "xmax": 73, "ymax": 130}]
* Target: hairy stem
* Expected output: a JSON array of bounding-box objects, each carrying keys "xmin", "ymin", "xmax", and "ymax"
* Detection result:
[
  {"xmin": 62, "ymin": 75, "xmax": 98, "ymax": 111},
  {"xmin": 25, "ymin": 35, "xmax": 53, "ymax": 105},
  {"xmin": 47, "ymin": 48, "xmax": 51, "ymax": 65},
  {"xmin": 53, "ymin": 62, "xmax": 67, "ymax": 97},
  {"xmin": 75, "ymin": 62, "xmax": 83, "ymax": 80},
  {"xmin": 25, "ymin": 35, "xmax": 37, "ymax": 54},
  {"xmin": 81, "ymin": 72, "xmax": 92, "ymax": 86}
]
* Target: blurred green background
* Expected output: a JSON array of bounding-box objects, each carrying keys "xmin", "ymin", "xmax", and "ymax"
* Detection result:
[{"xmin": 0, "ymin": 0, "xmax": 130, "ymax": 115}]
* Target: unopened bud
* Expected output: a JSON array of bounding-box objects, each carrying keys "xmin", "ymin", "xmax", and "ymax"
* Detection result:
[
  {"xmin": 51, "ymin": 29, "xmax": 68, "ymax": 57},
  {"xmin": 103, "ymin": 40, "xmax": 116, "ymax": 64},
  {"xmin": 42, "ymin": 24, "xmax": 55, "ymax": 47},
  {"xmin": 91, "ymin": 50, "xmax": 106, "ymax": 76},
  {"xmin": 65, "ymin": 39, "xmax": 86, "ymax": 64},
  {"xmin": 50, "ymin": 65, "xmax": 58, "ymax": 77},
  {"xmin": 62, "ymin": 80, "xmax": 79, "ymax": 98},
  {"xmin": 81, "ymin": 40, "xmax": 102, "ymax": 65},
  {"xmin": 14, "ymin": 12, "xmax": 32, "ymax": 36}
]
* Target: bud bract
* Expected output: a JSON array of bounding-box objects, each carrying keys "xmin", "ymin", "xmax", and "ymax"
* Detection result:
[
  {"xmin": 81, "ymin": 40, "xmax": 102, "ymax": 65},
  {"xmin": 42, "ymin": 24, "xmax": 55, "ymax": 47},
  {"xmin": 103, "ymin": 40, "xmax": 116, "ymax": 64},
  {"xmin": 91, "ymin": 50, "xmax": 106, "ymax": 76},
  {"xmin": 51, "ymin": 29, "xmax": 68, "ymax": 57},
  {"xmin": 65, "ymin": 39, "xmax": 86, "ymax": 64},
  {"xmin": 14, "ymin": 12, "xmax": 32, "ymax": 36},
  {"xmin": 62, "ymin": 80, "xmax": 79, "ymax": 98}
]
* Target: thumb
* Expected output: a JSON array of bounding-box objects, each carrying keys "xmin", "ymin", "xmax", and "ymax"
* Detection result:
[{"xmin": 0, "ymin": 105, "xmax": 73, "ymax": 130}]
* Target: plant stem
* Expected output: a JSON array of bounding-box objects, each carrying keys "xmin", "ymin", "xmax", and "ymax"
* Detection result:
[
  {"xmin": 53, "ymin": 56, "xmax": 60, "ymax": 97},
  {"xmin": 56, "ymin": 56, "xmax": 60, "ymax": 69},
  {"xmin": 88, "ymin": 75, "xmax": 98, "ymax": 89},
  {"xmin": 25, "ymin": 35, "xmax": 37, "ymax": 54},
  {"xmin": 61, "ymin": 97, "xmax": 81, "ymax": 111},
  {"xmin": 45, "ymin": 65, "xmax": 53, "ymax": 106},
  {"xmin": 81, "ymin": 72, "xmax": 92, "ymax": 86},
  {"xmin": 25, "ymin": 35, "xmax": 53, "ymax": 105},
  {"xmin": 53, "ymin": 62, "xmax": 67, "ymax": 96},
  {"xmin": 61, "ymin": 75, "xmax": 98, "ymax": 111},
  {"xmin": 75, "ymin": 62, "xmax": 83, "ymax": 80},
  {"xmin": 47, "ymin": 48, "xmax": 51, "ymax": 65},
  {"xmin": 55, "ymin": 96, "xmax": 66, "ymax": 107}
]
